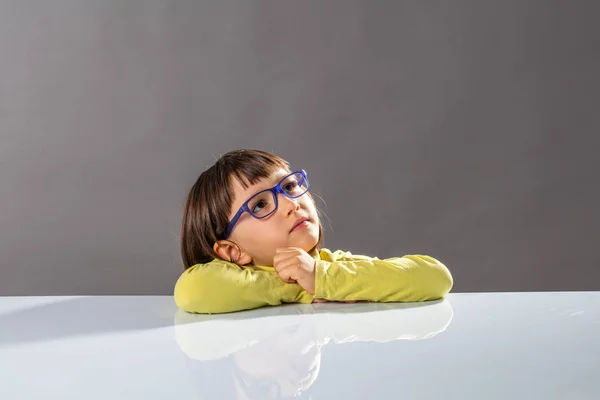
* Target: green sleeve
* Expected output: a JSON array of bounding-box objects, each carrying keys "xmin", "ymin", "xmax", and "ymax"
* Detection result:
[
  {"xmin": 314, "ymin": 249, "xmax": 453, "ymax": 302},
  {"xmin": 174, "ymin": 260, "xmax": 315, "ymax": 314}
]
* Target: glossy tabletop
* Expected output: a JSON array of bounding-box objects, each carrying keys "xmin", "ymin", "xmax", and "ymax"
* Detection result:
[{"xmin": 1, "ymin": 292, "xmax": 598, "ymax": 399}]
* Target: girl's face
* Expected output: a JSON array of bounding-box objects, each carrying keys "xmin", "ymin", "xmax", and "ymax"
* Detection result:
[{"xmin": 225, "ymin": 168, "xmax": 320, "ymax": 267}]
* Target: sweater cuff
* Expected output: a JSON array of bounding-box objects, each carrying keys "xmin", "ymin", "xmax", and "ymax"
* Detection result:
[
  {"xmin": 296, "ymin": 290, "xmax": 315, "ymax": 304},
  {"xmin": 279, "ymin": 280, "xmax": 315, "ymax": 304},
  {"xmin": 314, "ymin": 260, "xmax": 332, "ymax": 299}
]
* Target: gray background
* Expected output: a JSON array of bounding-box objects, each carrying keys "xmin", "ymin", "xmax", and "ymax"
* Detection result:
[{"xmin": 1, "ymin": 1, "xmax": 599, "ymax": 296}]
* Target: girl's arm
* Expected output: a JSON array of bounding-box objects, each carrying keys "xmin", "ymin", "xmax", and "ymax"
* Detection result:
[
  {"xmin": 174, "ymin": 261, "xmax": 314, "ymax": 314},
  {"xmin": 314, "ymin": 249, "xmax": 453, "ymax": 302}
]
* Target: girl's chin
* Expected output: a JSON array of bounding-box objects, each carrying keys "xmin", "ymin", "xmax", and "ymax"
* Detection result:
[{"xmin": 298, "ymin": 237, "xmax": 320, "ymax": 254}]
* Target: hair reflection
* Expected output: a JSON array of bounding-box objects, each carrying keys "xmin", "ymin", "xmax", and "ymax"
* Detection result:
[{"xmin": 174, "ymin": 301, "xmax": 453, "ymax": 399}]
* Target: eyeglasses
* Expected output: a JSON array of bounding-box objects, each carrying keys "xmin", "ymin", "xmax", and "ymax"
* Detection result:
[{"xmin": 221, "ymin": 170, "xmax": 310, "ymax": 239}]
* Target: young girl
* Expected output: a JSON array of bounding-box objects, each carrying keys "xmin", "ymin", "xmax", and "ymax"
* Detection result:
[{"xmin": 175, "ymin": 149, "xmax": 453, "ymax": 314}]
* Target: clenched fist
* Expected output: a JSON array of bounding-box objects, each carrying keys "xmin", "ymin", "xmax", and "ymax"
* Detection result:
[{"xmin": 273, "ymin": 247, "xmax": 316, "ymax": 295}]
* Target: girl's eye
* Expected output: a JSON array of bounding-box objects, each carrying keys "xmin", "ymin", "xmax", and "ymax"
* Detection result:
[
  {"xmin": 251, "ymin": 200, "xmax": 267, "ymax": 214},
  {"xmin": 283, "ymin": 181, "xmax": 298, "ymax": 193}
]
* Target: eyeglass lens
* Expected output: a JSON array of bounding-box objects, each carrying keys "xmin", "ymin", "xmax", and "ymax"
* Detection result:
[{"xmin": 247, "ymin": 172, "xmax": 308, "ymax": 217}]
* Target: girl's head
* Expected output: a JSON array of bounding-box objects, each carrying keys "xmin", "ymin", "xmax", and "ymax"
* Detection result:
[{"xmin": 181, "ymin": 149, "xmax": 323, "ymax": 269}]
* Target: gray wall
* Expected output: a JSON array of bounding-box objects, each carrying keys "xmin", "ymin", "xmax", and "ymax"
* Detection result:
[{"xmin": 1, "ymin": 1, "xmax": 599, "ymax": 296}]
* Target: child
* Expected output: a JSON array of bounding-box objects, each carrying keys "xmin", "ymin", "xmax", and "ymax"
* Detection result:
[{"xmin": 175, "ymin": 149, "xmax": 453, "ymax": 314}]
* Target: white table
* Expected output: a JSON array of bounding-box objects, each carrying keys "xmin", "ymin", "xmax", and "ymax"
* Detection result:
[{"xmin": 0, "ymin": 292, "xmax": 598, "ymax": 399}]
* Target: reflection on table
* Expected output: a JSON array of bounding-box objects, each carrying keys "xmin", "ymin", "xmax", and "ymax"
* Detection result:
[{"xmin": 174, "ymin": 300, "xmax": 453, "ymax": 399}]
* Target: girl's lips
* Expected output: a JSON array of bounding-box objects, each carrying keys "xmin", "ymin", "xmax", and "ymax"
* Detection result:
[{"xmin": 290, "ymin": 220, "xmax": 310, "ymax": 232}]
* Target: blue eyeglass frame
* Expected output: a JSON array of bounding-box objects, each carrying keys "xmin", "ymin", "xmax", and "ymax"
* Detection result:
[{"xmin": 221, "ymin": 170, "xmax": 309, "ymax": 239}]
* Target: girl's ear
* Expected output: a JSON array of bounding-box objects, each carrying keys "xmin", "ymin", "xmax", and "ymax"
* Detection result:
[{"xmin": 213, "ymin": 240, "xmax": 252, "ymax": 265}]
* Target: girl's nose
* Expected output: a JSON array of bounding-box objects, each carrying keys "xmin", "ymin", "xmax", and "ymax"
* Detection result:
[{"xmin": 280, "ymin": 194, "xmax": 301, "ymax": 215}]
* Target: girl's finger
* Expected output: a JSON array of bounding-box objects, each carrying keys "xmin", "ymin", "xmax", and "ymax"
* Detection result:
[
  {"xmin": 273, "ymin": 249, "xmax": 297, "ymax": 265},
  {"xmin": 275, "ymin": 265, "xmax": 297, "ymax": 283},
  {"xmin": 273, "ymin": 258, "xmax": 298, "ymax": 275},
  {"xmin": 273, "ymin": 255, "xmax": 300, "ymax": 271},
  {"xmin": 275, "ymin": 247, "xmax": 300, "ymax": 254}
]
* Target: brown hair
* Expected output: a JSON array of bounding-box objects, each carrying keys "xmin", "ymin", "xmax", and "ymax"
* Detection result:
[{"xmin": 181, "ymin": 149, "xmax": 324, "ymax": 270}]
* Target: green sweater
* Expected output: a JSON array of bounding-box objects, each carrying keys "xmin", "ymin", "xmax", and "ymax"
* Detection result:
[{"xmin": 174, "ymin": 248, "xmax": 453, "ymax": 314}]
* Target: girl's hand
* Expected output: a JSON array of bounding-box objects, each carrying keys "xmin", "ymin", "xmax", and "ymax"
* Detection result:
[{"xmin": 273, "ymin": 247, "xmax": 316, "ymax": 295}]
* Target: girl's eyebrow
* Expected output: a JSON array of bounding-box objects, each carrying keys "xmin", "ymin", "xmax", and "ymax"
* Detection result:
[
  {"xmin": 256, "ymin": 170, "xmax": 289, "ymax": 188},
  {"xmin": 243, "ymin": 172, "xmax": 288, "ymax": 200},
  {"xmin": 244, "ymin": 173, "xmax": 282, "ymax": 196},
  {"xmin": 244, "ymin": 169, "xmax": 290, "ymax": 195},
  {"xmin": 272, "ymin": 171, "xmax": 289, "ymax": 183}
]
